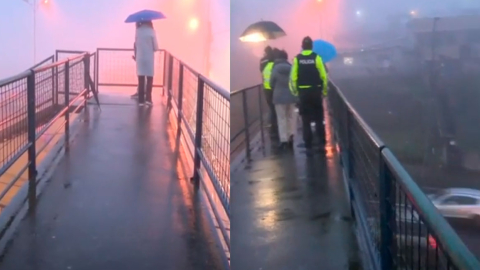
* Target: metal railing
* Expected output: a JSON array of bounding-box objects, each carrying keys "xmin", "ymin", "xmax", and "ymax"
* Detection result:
[
  {"xmin": 162, "ymin": 51, "xmax": 230, "ymax": 262},
  {"xmin": 0, "ymin": 52, "xmax": 94, "ymax": 216},
  {"xmin": 328, "ymin": 81, "xmax": 480, "ymax": 269},
  {"xmin": 95, "ymin": 48, "xmax": 165, "ymax": 89},
  {"xmin": 67, "ymin": 47, "xmax": 230, "ymax": 265},
  {"xmin": 234, "ymin": 80, "xmax": 480, "ymax": 269},
  {"xmin": 230, "ymin": 84, "xmax": 266, "ymax": 161}
]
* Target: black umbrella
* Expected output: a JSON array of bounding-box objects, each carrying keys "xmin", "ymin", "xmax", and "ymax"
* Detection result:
[{"xmin": 239, "ymin": 21, "xmax": 286, "ymax": 42}]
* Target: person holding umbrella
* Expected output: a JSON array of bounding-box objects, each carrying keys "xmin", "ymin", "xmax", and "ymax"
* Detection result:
[
  {"xmin": 260, "ymin": 46, "xmax": 273, "ymax": 72},
  {"xmin": 290, "ymin": 36, "xmax": 328, "ymax": 155},
  {"xmin": 125, "ymin": 10, "xmax": 164, "ymax": 106},
  {"xmin": 132, "ymin": 20, "xmax": 159, "ymax": 106}
]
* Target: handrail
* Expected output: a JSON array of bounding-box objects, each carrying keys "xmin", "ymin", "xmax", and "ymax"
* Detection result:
[
  {"xmin": 162, "ymin": 50, "xmax": 230, "ymax": 267},
  {"xmin": 168, "ymin": 52, "xmax": 230, "ymax": 99},
  {"xmin": 234, "ymin": 76, "xmax": 480, "ymax": 268},
  {"xmin": 329, "ymin": 80, "xmax": 385, "ymax": 148},
  {"xmin": 0, "ymin": 52, "xmax": 93, "ymax": 228},
  {"xmin": 0, "ymin": 71, "xmax": 31, "ymax": 87},
  {"xmin": 382, "ymin": 149, "xmax": 480, "ymax": 269},
  {"xmin": 34, "ymin": 53, "xmax": 87, "ymax": 72},
  {"xmin": 230, "ymin": 84, "xmax": 265, "ymax": 162},
  {"xmin": 328, "ymin": 80, "xmax": 480, "ymax": 269},
  {"xmin": 31, "ymin": 55, "xmax": 54, "ymax": 70}
]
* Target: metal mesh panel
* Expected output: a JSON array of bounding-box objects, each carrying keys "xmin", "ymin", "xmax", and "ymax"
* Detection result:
[
  {"xmin": 202, "ymin": 84, "xmax": 230, "ymax": 212},
  {"xmin": 392, "ymin": 175, "xmax": 455, "ymax": 269},
  {"xmin": 171, "ymin": 58, "xmax": 180, "ymax": 101},
  {"xmin": 97, "ymin": 49, "xmax": 164, "ymax": 87},
  {"xmin": 182, "ymin": 66, "xmax": 198, "ymax": 133},
  {"xmin": 0, "ymin": 77, "xmax": 29, "ymax": 169},
  {"xmin": 230, "ymin": 85, "xmax": 266, "ymax": 159}
]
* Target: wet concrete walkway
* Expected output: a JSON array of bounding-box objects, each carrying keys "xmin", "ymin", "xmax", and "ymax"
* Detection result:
[
  {"xmin": 0, "ymin": 94, "xmax": 223, "ymax": 270},
  {"xmin": 231, "ymin": 128, "xmax": 362, "ymax": 270}
]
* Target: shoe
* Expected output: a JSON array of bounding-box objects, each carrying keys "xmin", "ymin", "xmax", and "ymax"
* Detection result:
[
  {"xmin": 138, "ymin": 102, "xmax": 145, "ymax": 106},
  {"xmin": 145, "ymin": 101, "xmax": 153, "ymax": 107},
  {"xmin": 288, "ymin": 135, "xmax": 294, "ymax": 148}
]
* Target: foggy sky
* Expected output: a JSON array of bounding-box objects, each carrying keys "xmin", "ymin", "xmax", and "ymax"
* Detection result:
[
  {"xmin": 231, "ymin": 0, "xmax": 480, "ymax": 91},
  {"xmin": 0, "ymin": 0, "xmax": 229, "ymax": 90}
]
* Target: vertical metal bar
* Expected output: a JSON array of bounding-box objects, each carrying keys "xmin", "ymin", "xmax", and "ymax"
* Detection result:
[
  {"xmin": 95, "ymin": 48, "xmax": 100, "ymax": 93},
  {"xmin": 83, "ymin": 54, "xmax": 90, "ymax": 109},
  {"xmin": 27, "ymin": 70, "xmax": 37, "ymax": 211},
  {"xmin": 168, "ymin": 54, "xmax": 173, "ymax": 94},
  {"xmin": 64, "ymin": 61, "xmax": 70, "ymax": 152},
  {"xmin": 51, "ymin": 58, "xmax": 55, "ymax": 108},
  {"xmin": 346, "ymin": 109, "xmax": 353, "ymax": 178},
  {"xmin": 166, "ymin": 54, "xmax": 174, "ymax": 111},
  {"xmin": 54, "ymin": 63, "xmax": 59, "ymax": 106},
  {"xmin": 242, "ymin": 91, "xmax": 251, "ymax": 161},
  {"xmin": 162, "ymin": 51, "xmax": 167, "ymax": 96},
  {"xmin": 379, "ymin": 153, "xmax": 395, "ymax": 270},
  {"xmin": 192, "ymin": 78, "xmax": 205, "ymax": 189},
  {"xmin": 177, "ymin": 63, "xmax": 184, "ymax": 122},
  {"xmin": 258, "ymin": 85, "xmax": 265, "ymax": 151}
]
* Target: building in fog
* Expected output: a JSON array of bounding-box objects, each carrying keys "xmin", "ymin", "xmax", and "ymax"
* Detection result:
[{"xmin": 407, "ymin": 15, "xmax": 480, "ymax": 61}]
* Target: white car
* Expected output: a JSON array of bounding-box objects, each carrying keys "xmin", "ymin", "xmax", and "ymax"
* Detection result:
[{"xmin": 428, "ymin": 188, "xmax": 480, "ymax": 225}]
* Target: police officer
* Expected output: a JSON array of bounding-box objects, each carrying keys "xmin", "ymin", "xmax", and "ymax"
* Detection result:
[
  {"xmin": 262, "ymin": 47, "xmax": 279, "ymax": 133},
  {"xmin": 290, "ymin": 36, "xmax": 328, "ymax": 154}
]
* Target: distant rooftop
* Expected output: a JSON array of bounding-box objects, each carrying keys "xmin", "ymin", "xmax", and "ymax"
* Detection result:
[{"xmin": 408, "ymin": 15, "xmax": 480, "ymax": 32}]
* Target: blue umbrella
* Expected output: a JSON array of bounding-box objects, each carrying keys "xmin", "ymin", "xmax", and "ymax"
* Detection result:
[
  {"xmin": 312, "ymin": 39, "xmax": 337, "ymax": 63},
  {"xmin": 125, "ymin": 10, "xmax": 166, "ymax": 23}
]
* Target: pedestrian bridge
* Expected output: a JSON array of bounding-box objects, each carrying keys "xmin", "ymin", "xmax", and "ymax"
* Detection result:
[
  {"xmin": 231, "ymin": 82, "xmax": 480, "ymax": 269},
  {"xmin": 0, "ymin": 49, "xmax": 229, "ymax": 269}
]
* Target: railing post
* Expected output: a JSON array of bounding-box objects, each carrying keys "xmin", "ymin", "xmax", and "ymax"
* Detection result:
[
  {"xmin": 242, "ymin": 91, "xmax": 251, "ymax": 161},
  {"xmin": 192, "ymin": 78, "xmax": 205, "ymax": 190},
  {"xmin": 346, "ymin": 109, "xmax": 353, "ymax": 178},
  {"xmin": 64, "ymin": 60, "xmax": 70, "ymax": 152},
  {"xmin": 177, "ymin": 64, "xmax": 184, "ymax": 124},
  {"xmin": 258, "ymin": 85, "xmax": 265, "ymax": 151},
  {"xmin": 162, "ymin": 51, "xmax": 167, "ymax": 96},
  {"xmin": 379, "ymin": 152, "xmax": 396, "ymax": 270},
  {"xmin": 83, "ymin": 54, "xmax": 90, "ymax": 108},
  {"xmin": 95, "ymin": 48, "xmax": 99, "ymax": 93},
  {"xmin": 27, "ymin": 70, "xmax": 37, "ymax": 211},
  {"xmin": 167, "ymin": 54, "xmax": 174, "ymax": 110}
]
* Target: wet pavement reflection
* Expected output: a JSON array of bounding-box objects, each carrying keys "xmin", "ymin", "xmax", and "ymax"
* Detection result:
[
  {"xmin": 0, "ymin": 95, "xmax": 224, "ymax": 270},
  {"xmin": 231, "ymin": 112, "xmax": 362, "ymax": 270}
]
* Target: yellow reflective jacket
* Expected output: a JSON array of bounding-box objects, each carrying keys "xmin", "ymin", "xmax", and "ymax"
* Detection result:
[
  {"xmin": 262, "ymin": 62, "xmax": 274, "ymax": 90},
  {"xmin": 289, "ymin": 50, "xmax": 328, "ymax": 97}
]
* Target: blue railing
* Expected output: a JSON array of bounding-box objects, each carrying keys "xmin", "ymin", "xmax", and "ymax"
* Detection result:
[{"xmin": 232, "ymin": 81, "xmax": 480, "ymax": 269}]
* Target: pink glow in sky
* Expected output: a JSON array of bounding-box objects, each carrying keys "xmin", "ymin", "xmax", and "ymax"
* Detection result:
[{"xmin": 0, "ymin": 0, "xmax": 229, "ymax": 90}]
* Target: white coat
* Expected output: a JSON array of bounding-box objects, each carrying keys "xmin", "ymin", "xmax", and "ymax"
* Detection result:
[{"xmin": 135, "ymin": 25, "xmax": 159, "ymax": 77}]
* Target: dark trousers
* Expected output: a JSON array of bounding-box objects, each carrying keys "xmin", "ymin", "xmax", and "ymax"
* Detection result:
[
  {"xmin": 263, "ymin": 89, "xmax": 277, "ymax": 128},
  {"xmin": 298, "ymin": 89, "xmax": 325, "ymax": 148},
  {"xmin": 138, "ymin": 76, "xmax": 153, "ymax": 103}
]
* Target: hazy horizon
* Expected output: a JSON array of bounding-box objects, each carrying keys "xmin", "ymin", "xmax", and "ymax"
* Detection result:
[{"xmin": 0, "ymin": 0, "xmax": 229, "ymax": 90}]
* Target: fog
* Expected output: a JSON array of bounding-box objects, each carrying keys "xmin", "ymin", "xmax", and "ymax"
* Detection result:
[
  {"xmin": 231, "ymin": 0, "xmax": 480, "ymax": 90},
  {"xmin": 0, "ymin": 0, "xmax": 229, "ymax": 90}
]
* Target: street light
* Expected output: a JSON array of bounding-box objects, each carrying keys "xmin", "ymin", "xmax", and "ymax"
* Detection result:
[
  {"xmin": 21, "ymin": 0, "xmax": 48, "ymax": 64},
  {"xmin": 189, "ymin": 18, "xmax": 199, "ymax": 30}
]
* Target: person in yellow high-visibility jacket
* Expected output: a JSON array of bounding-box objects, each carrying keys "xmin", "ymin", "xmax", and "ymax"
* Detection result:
[
  {"xmin": 290, "ymin": 36, "xmax": 328, "ymax": 154},
  {"xmin": 261, "ymin": 47, "xmax": 280, "ymax": 132}
]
